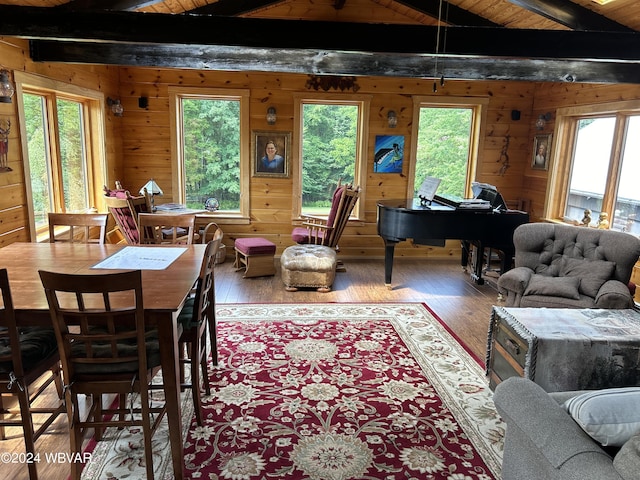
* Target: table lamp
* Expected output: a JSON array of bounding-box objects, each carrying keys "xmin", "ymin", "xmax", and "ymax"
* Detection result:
[{"xmin": 140, "ymin": 178, "xmax": 163, "ymax": 211}]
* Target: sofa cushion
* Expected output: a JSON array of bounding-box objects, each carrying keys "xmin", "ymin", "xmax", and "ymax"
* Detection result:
[
  {"xmin": 523, "ymin": 274, "xmax": 581, "ymax": 299},
  {"xmin": 561, "ymin": 257, "xmax": 617, "ymax": 298},
  {"xmin": 563, "ymin": 387, "xmax": 640, "ymax": 447},
  {"xmin": 614, "ymin": 434, "xmax": 640, "ymax": 480}
]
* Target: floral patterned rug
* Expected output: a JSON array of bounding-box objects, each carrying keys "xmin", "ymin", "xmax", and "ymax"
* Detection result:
[{"xmin": 82, "ymin": 303, "xmax": 504, "ymax": 479}]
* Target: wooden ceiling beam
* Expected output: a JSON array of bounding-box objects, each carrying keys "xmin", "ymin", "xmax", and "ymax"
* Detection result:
[
  {"xmin": 56, "ymin": 0, "xmax": 163, "ymax": 11},
  {"xmin": 2, "ymin": 6, "xmax": 640, "ymax": 60},
  {"xmin": 28, "ymin": 39, "xmax": 640, "ymax": 84},
  {"xmin": 507, "ymin": 0, "xmax": 633, "ymax": 32}
]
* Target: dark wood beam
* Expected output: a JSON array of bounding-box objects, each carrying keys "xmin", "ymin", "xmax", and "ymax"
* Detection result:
[
  {"xmin": 189, "ymin": 0, "xmax": 285, "ymax": 16},
  {"xmin": 2, "ymin": 6, "xmax": 640, "ymax": 60},
  {"xmin": 391, "ymin": 0, "xmax": 499, "ymax": 27},
  {"xmin": 56, "ymin": 0, "xmax": 163, "ymax": 11},
  {"xmin": 28, "ymin": 39, "xmax": 640, "ymax": 84},
  {"xmin": 507, "ymin": 0, "xmax": 633, "ymax": 32}
]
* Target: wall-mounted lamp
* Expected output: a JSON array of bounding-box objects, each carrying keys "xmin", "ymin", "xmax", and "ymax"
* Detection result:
[
  {"xmin": 266, "ymin": 106, "xmax": 276, "ymax": 125},
  {"xmin": 387, "ymin": 110, "xmax": 397, "ymax": 128},
  {"xmin": 536, "ymin": 112, "xmax": 552, "ymax": 130},
  {"xmin": 140, "ymin": 178, "xmax": 163, "ymax": 211},
  {"xmin": 0, "ymin": 69, "xmax": 15, "ymax": 104},
  {"xmin": 107, "ymin": 97, "xmax": 124, "ymax": 117}
]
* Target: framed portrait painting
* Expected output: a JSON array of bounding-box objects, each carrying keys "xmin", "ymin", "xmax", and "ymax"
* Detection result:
[
  {"xmin": 532, "ymin": 133, "xmax": 552, "ymax": 170},
  {"xmin": 252, "ymin": 131, "xmax": 291, "ymax": 178}
]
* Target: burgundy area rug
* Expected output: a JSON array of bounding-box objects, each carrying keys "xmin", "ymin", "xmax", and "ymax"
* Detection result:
[{"xmin": 185, "ymin": 303, "xmax": 504, "ymax": 480}]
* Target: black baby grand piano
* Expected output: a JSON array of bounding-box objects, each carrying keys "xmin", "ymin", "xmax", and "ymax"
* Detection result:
[{"xmin": 377, "ymin": 192, "xmax": 529, "ymax": 287}]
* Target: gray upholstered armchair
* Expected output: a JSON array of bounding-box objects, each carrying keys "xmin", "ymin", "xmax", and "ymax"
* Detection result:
[{"xmin": 497, "ymin": 223, "xmax": 640, "ymax": 309}]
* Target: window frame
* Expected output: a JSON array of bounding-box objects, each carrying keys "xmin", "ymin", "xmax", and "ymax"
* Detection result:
[
  {"xmin": 408, "ymin": 95, "xmax": 488, "ymax": 201},
  {"xmin": 168, "ymin": 86, "xmax": 250, "ymax": 224},
  {"xmin": 546, "ymin": 99, "xmax": 640, "ymax": 226},
  {"xmin": 15, "ymin": 71, "xmax": 106, "ymax": 242},
  {"xmin": 292, "ymin": 93, "xmax": 370, "ymax": 221}
]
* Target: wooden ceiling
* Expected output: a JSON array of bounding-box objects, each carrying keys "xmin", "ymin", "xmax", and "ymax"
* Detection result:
[{"xmin": 1, "ymin": 0, "xmax": 640, "ymax": 83}]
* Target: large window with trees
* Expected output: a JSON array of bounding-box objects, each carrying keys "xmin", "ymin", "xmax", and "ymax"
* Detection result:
[
  {"xmin": 293, "ymin": 95, "xmax": 369, "ymax": 219},
  {"xmin": 170, "ymin": 87, "xmax": 249, "ymax": 222},
  {"xmin": 548, "ymin": 100, "xmax": 640, "ymax": 234},
  {"xmin": 16, "ymin": 72, "xmax": 105, "ymax": 241},
  {"xmin": 409, "ymin": 96, "xmax": 487, "ymax": 201}
]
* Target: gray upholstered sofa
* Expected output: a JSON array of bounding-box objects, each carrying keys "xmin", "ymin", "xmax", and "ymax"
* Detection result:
[
  {"xmin": 494, "ymin": 377, "xmax": 640, "ymax": 480},
  {"xmin": 497, "ymin": 223, "xmax": 640, "ymax": 309}
]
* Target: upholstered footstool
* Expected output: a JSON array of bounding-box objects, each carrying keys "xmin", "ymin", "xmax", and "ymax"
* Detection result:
[
  {"xmin": 234, "ymin": 237, "xmax": 276, "ymax": 278},
  {"xmin": 281, "ymin": 244, "xmax": 337, "ymax": 292}
]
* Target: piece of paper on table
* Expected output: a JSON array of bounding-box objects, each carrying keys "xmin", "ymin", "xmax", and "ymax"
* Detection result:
[{"xmin": 91, "ymin": 246, "xmax": 187, "ymax": 270}]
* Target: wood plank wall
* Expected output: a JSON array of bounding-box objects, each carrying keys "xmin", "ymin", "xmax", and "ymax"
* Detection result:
[
  {"xmin": 117, "ymin": 68, "xmax": 538, "ymax": 259},
  {"xmin": 1, "ymin": 33, "xmax": 639, "ymax": 260},
  {"xmin": 0, "ymin": 37, "xmax": 120, "ymax": 246}
]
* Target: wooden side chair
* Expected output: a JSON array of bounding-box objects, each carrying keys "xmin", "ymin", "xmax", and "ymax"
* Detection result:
[
  {"xmin": 103, "ymin": 188, "xmax": 152, "ymax": 244},
  {"xmin": 0, "ymin": 268, "xmax": 65, "ymax": 480},
  {"xmin": 138, "ymin": 213, "xmax": 196, "ymax": 244},
  {"xmin": 39, "ymin": 269, "xmax": 166, "ymax": 480},
  {"xmin": 48, "ymin": 212, "xmax": 109, "ymax": 244},
  {"xmin": 177, "ymin": 228, "xmax": 223, "ymax": 425}
]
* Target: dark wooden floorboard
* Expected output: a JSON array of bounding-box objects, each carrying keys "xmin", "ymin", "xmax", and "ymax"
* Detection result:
[{"xmin": 3, "ymin": 256, "xmax": 502, "ymax": 479}]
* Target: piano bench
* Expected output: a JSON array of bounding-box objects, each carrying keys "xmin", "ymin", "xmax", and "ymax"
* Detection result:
[{"xmin": 281, "ymin": 244, "xmax": 337, "ymax": 293}]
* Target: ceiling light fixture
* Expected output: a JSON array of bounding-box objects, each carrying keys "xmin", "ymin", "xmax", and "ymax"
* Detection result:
[{"xmin": 592, "ymin": 0, "xmax": 616, "ymax": 5}]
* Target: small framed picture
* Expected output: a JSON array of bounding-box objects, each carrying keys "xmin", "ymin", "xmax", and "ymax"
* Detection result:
[
  {"xmin": 252, "ymin": 131, "xmax": 291, "ymax": 178},
  {"xmin": 532, "ymin": 133, "xmax": 552, "ymax": 170},
  {"xmin": 373, "ymin": 135, "xmax": 404, "ymax": 173}
]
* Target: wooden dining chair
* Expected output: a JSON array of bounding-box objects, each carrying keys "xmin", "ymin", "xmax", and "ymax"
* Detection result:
[
  {"xmin": 48, "ymin": 212, "xmax": 109, "ymax": 244},
  {"xmin": 0, "ymin": 268, "xmax": 65, "ymax": 480},
  {"xmin": 138, "ymin": 212, "xmax": 196, "ymax": 245},
  {"xmin": 38, "ymin": 269, "xmax": 166, "ymax": 480},
  {"xmin": 103, "ymin": 189, "xmax": 152, "ymax": 244},
  {"xmin": 178, "ymin": 228, "xmax": 223, "ymax": 425}
]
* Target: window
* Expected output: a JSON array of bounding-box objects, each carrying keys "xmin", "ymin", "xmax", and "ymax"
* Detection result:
[
  {"xmin": 293, "ymin": 95, "xmax": 369, "ymax": 219},
  {"xmin": 409, "ymin": 96, "xmax": 487, "ymax": 200},
  {"xmin": 169, "ymin": 87, "xmax": 249, "ymax": 222},
  {"xmin": 548, "ymin": 100, "xmax": 640, "ymax": 234},
  {"xmin": 16, "ymin": 72, "xmax": 105, "ymax": 241}
]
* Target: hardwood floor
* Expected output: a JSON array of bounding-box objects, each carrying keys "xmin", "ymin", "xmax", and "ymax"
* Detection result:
[{"xmin": 2, "ymin": 256, "xmax": 503, "ymax": 480}]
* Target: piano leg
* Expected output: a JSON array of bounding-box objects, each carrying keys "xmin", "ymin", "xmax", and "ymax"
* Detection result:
[
  {"xmin": 462, "ymin": 240, "xmax": 485, "ymax": 285},
  {"xmin": 383, "ymin": 240, "xmax": 398, "ymax": 289}
]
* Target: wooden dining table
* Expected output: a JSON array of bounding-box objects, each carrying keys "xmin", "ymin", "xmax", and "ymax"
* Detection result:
[{"xmin": 0, "ymin": 241, "xmax": 206, "ymax": 480}]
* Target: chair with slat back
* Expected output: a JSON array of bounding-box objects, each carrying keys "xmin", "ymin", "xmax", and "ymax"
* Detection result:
[
  {"xmin": 39, "ymin": 269, "xmax": 166, "ymax": 480},
  {"xmin": 48, "ymin": 212, "xmax": 109, "ymax": 244},
  {"xmin": 138, "ymin": 213, "xmax": 196, "ymax": 245},
  {"xmin": 177, "ymin": 228, "xmax": 223, "ymax": 425},
  {"xmin": 103, "ymin": 188, "xmax": 152, "ymax": 244},
  {"xmin": 291, "ymin": 182, "xmax": 361, "ymax": 251},
  {"xmin": 0, "ymin": 268, "xmax": 64, "ymax": 480}
]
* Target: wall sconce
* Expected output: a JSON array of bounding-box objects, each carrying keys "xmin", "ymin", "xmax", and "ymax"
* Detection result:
[
  {"xmin": 266, "ymin": 106, "xmax": 276, "ymax": 125},
  {"xmin": 140, "ymin": 178, "xmax": 163, "ymax": 211},
  {"xmin": 536, "ymin": 112, "xmax": 552, "ymax": 130},
  {"xmin": 387, "ymin": 110, "xmax": 398, "ymax": 128},
  {"xmin": 0, "ymin": 69, "xmax": 15, "ymax": 104},
  {"xmin": 107, "ymin": 97, "xmax": 124, "ymax": 117}
]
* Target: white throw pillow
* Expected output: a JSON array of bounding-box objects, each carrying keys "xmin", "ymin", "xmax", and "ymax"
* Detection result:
[{"xmin": 563, "ymin": 387, "xmax": 640, "ymax": 447}]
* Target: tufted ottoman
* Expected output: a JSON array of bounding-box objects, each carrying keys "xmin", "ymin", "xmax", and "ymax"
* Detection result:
[
  {"xmin": 234, "ymin": 237, "xmax": 276, "ymax": 278},
  {"xmin": 280, "ymin": 244, "xmax": 337, "ymax": 292}
]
